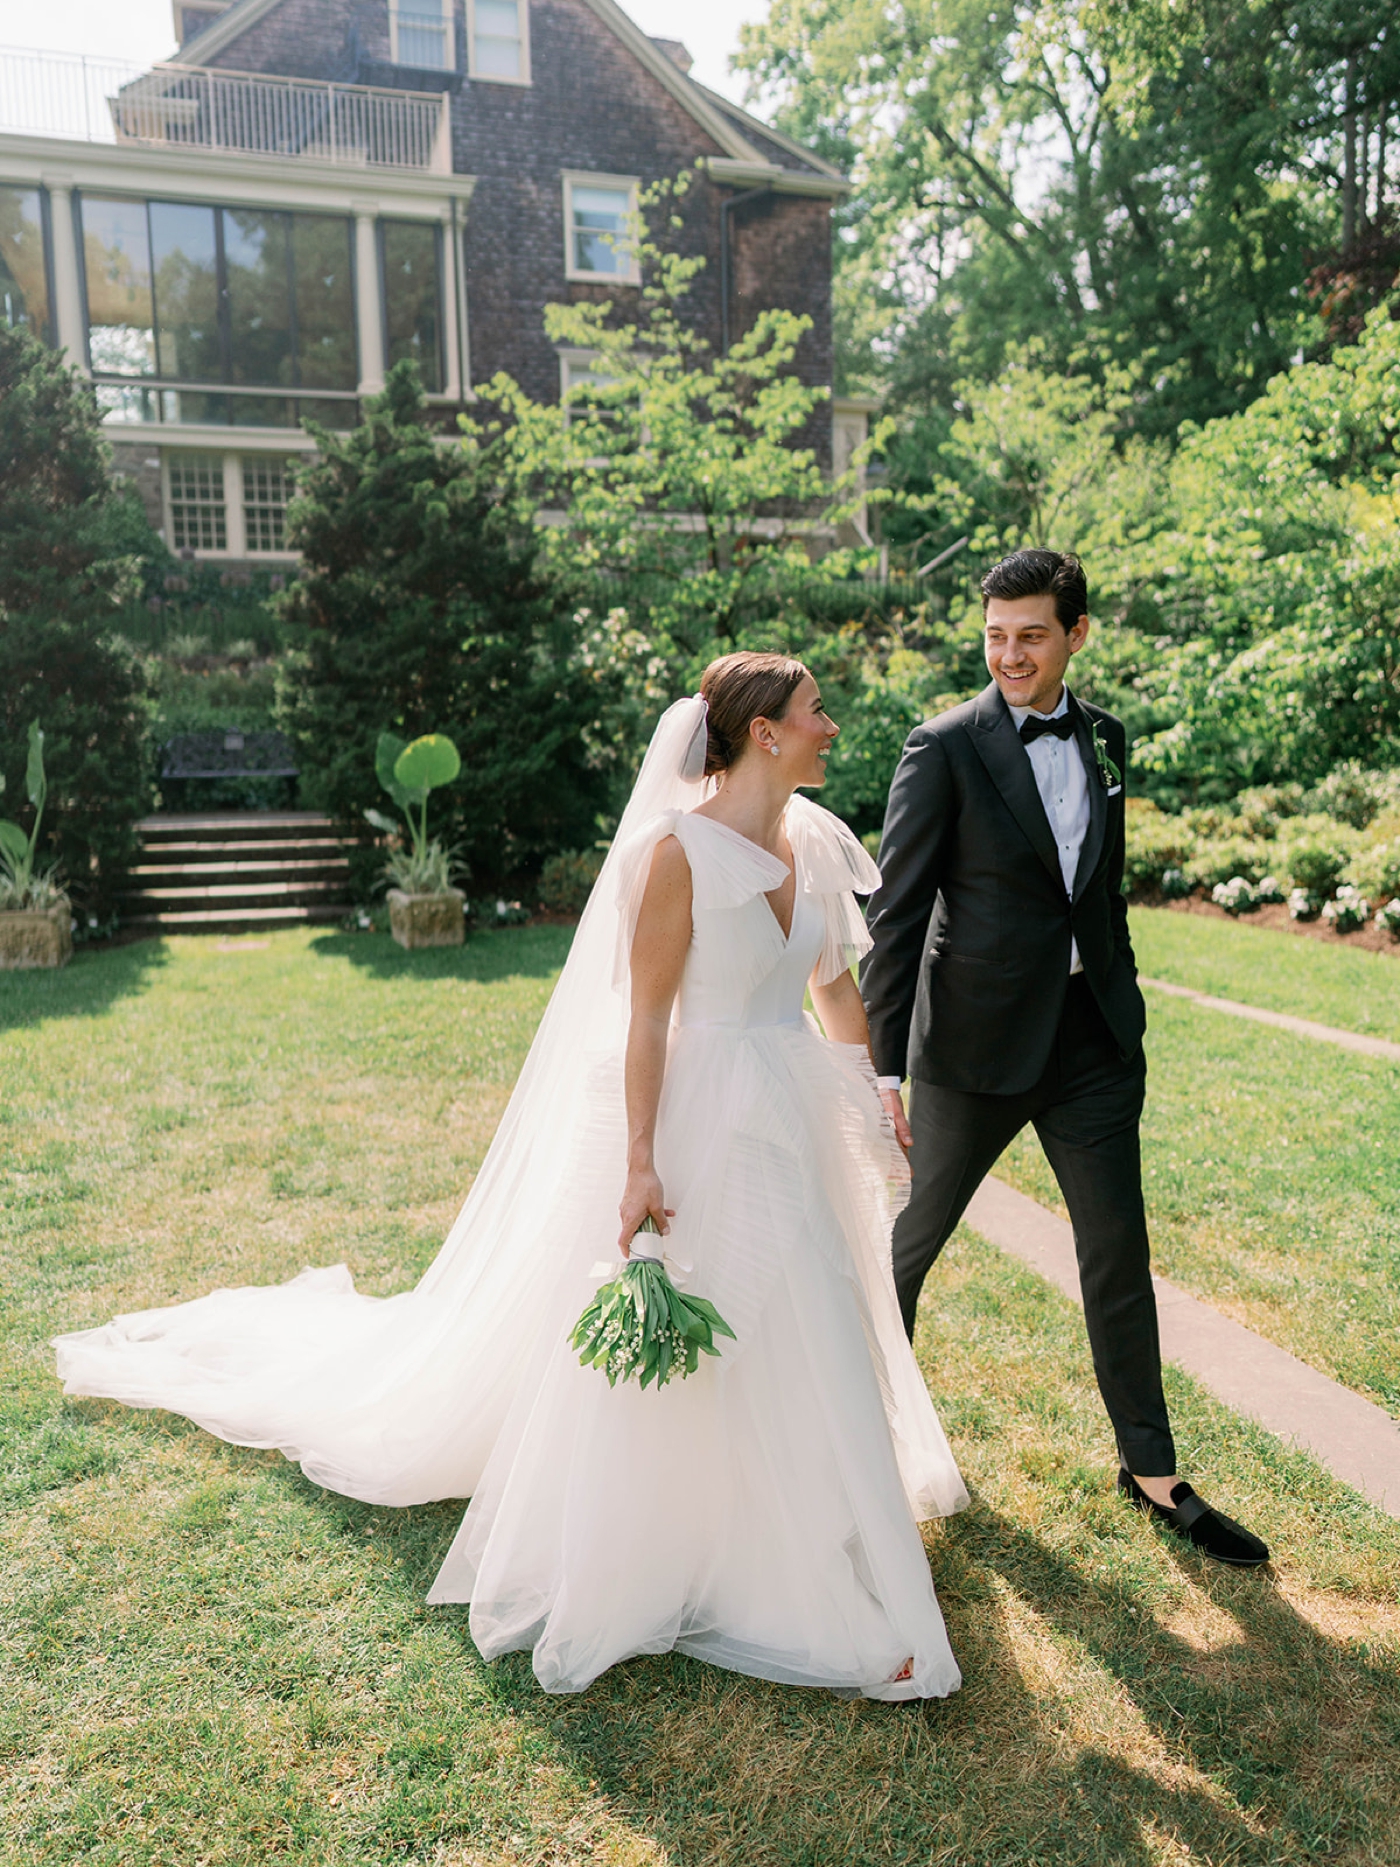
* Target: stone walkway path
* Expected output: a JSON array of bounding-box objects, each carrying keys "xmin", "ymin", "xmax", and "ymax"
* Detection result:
[
  {"xmin": 1143, "ymin": 976, "xmax": 1400, "ymax": 1062},
  {"xmin": 963, "ymin": 1176, "xmax": 1400, "ymax": 1520}
]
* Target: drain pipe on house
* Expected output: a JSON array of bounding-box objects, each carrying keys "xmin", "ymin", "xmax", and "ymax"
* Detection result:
[{"xmin": 719, "ymin": 185, "xmax": 773, "ymax": 355}]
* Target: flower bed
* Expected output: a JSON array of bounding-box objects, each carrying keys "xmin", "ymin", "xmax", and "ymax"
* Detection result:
[{"xmin": 1127, "ymin": 764, "xmax": 1400, "ymax": 948}]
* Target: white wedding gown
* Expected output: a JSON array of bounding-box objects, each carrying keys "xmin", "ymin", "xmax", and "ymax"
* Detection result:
[{"xmin": 55, "ymin": 706, "xmax": 967, "ymax": 1701}]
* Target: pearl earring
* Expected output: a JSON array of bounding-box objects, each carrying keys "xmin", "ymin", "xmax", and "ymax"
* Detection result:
[{"xmin": 769, "ymin": 744, "xmax": 781, "ymax": 757}]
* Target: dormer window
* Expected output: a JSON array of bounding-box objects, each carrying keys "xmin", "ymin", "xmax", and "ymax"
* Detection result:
[
  {"xmin": 391, "ymin": 0, "xmax": 454, "ymax": 72},
  {"xmin": 468, "ymin": 0, "xmax": 530, "ymax": 83}
]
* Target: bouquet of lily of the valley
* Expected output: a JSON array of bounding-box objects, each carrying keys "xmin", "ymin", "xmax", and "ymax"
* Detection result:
[{"xmin": 569, "ymin": 1218, "xmax": 735, "ymax": 1390}]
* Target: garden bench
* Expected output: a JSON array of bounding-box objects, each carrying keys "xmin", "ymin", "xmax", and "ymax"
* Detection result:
[{"xmin": 160, "ymin": 729, "xmax": 299, "ymax": 781}]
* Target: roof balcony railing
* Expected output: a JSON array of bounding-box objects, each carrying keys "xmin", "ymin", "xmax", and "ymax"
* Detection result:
[{"xmin": 0, "ymin": 45, "xmax": 452, "ymax": 173}]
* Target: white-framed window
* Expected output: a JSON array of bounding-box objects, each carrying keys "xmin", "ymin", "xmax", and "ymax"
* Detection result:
[
  {"xmin": 391, "ymin": 0, "xmax": 454, "ymax": 71},
  {"xmin": 562, "ymin": 172, "xmax": 640, "ymax": 284},
  {"xmin": 242, "ymin": 456, "xmax": 295, "ymax": 553},
  {"xmin": 559, "ymin": 348, "xmax": 620, "ymax": 403},
  {"xmin": 167, "ymin": 453, "xmax": 227, "ymax": 552},
  {"xmin": 164, "ymin": 450, "xmax": 303, "ymax": 556},
  {"xmin": 467, "ymin": 0, "xmax": 529, "ymax": 82}
]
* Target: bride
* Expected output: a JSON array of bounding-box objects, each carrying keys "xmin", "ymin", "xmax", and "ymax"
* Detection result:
[{"xmin": 55, "ymin": 652, "xmax": 968, "ymax": 1701}]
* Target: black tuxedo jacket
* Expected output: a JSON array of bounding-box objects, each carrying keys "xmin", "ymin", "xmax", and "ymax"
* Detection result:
[{"xmin": 860, "ymin": 682, "xmax": 1146, "ymax": 1095}]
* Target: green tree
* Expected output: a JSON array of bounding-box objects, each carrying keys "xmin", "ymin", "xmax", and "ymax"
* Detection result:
[
  {"xmin": 0, "ymin": 324, "xmax": 152, "ymax": 915},
  {"xmin": 276, "ymin": 362, "xmax": 623, "ymax": 888},
  {"xmin": 477, "ymin": 197, "xmax": 879, "ymax": 660},
  {"xmin": 1120, "ymin": 309, "xmax": 1400, "ymax": 799},
  {"xmin": 737, "ymin": 0, "xmax": 1400, "ymax": 458}
]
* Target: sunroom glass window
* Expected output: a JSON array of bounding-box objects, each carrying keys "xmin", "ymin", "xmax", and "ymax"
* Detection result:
[
  {"xmin": 290, "ymin": 213, "xmax": 356, "ymax": 391},
  {"xmin": 224, "ymin": 208, "xmax": 293, "ymax": 389},
  {"xmin": 0, "ymin": 187, "xmax": 49, "ymax": 339},
  {"xmin": 382, "ymin": 220, "xmax": 442, "ymax": 392},
  {"xmin": 150, "ymin": 200, "xmax": 221, "ymax": 383},
  {"xmin": 81, "ymin": 195, "xmax": 156, "ymax": 375}
]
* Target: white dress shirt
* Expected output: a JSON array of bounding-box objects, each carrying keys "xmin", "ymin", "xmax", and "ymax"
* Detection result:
[
  {"xmin": 876, "ymin": 685, "xmax": 1089, "ymax": 1093},
  {"xmin": 1007, "ymin": 685, "xmax": 1088, "ymax": 975}
]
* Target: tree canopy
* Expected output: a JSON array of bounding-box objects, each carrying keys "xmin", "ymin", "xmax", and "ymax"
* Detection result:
[
  {"xmin": 0, "ymin": 324, "xmax": 153, "ymax": 913},
  {"xmin": 737, "ymin": 0, "xmax": 1400, "ymax": 454}
]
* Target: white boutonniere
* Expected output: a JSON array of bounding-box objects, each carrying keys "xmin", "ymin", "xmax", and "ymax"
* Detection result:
[{"xmin": 1090, "ymin": 722, "xmax": 1122, "ymax": 794}]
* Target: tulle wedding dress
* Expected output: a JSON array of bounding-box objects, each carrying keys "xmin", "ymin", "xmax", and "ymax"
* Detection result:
[{"xmin": 55, "ymin": 698, "xmax": 967, "ymax": 1701}]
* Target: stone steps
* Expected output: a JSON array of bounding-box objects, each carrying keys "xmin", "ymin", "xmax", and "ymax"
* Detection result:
[{"xmin": 123, "ymin": 811, "xmax": 361, "ymax": 933}]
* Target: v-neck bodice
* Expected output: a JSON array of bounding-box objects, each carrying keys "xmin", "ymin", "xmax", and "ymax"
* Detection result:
[{"xmin": 670, "ymin": 812, "xmax": 829, "ymax": 1030}]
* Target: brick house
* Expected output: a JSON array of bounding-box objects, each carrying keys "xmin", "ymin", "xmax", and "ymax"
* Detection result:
[{"xmin": 0, "ymin": 1, "xmax": 867, "ymax": 562}]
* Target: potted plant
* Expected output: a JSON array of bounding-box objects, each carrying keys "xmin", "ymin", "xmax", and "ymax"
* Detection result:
[
  {"xmin": 365, "ymin": 731, "xmax": 467, "ymax": 949},
  {"xmin": 0, "ymin": 721, "xmax": 71, "ymax": 970}
]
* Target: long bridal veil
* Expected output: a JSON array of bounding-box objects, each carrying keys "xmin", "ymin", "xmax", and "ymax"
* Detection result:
[{"xmin": 55, "ymin": 699, "xmax": 714, "ymax": 1508}]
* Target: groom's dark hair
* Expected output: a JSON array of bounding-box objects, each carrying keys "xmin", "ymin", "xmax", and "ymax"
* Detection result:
[{"xmin": 980, "ymin": 549, "xmax": 1088, "ymax": 630}]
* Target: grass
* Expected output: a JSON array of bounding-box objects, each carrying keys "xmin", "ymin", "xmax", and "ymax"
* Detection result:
[
  {"xmin": 2, "ymin": 927, "xmax": 1399, "ymax": 1865},
  {"xmin": 998, "ymin": 911, "xmax": 1400, "ymax": 1415},
  {"xmin": 1132, "ymin": 906, "xmax": 1400, "ymax": 1042}
]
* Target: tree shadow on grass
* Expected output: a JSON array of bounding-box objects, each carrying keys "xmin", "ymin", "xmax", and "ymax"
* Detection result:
[
  {"xmin": 309, "ymin": 925, "xmax": 573, "ymax": 985},
  {"xmin": 56, "ymin": 1398, "xmax": 1400, "ymax": 1866},
  {"xmin": 0, "ymin": 937, "xmax": 170, "ymax": 1034},
  {"xmin": 293, "ymin": 1470, "xmax": 1398, "ymax": 1867}
]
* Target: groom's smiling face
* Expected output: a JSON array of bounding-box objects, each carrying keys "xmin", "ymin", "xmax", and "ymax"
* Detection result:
[{"xmin": 984, "ymin": 594, "xmax": 1090, "ymax": 714}]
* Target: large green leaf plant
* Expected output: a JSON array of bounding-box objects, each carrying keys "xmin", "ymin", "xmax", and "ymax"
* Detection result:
[
  {"xmin": 0, "ymin": 721, "xmax": 66, "ymax": 912},
  {"xmin": 364, "ymin": 730, "xmax": 463, "ymax": 895}
]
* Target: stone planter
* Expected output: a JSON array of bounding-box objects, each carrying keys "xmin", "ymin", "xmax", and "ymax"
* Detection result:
[
  {"xmin": 0, "ymin": 902, "xmax": 73, "ymax": 970},
  {"xmin": 387, "ymin": 888, "xmax": 465, "ymax": 950}
]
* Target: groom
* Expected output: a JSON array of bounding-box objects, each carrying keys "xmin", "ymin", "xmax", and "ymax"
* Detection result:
[{"xmin": 861, "ymin": 548, "xmax": 1268, "ymax": 1566}]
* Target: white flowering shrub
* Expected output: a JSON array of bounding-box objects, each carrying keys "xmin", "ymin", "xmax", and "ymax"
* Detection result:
[
  {"xmin": 1373, "ymin": 899, "xmax": 1400, "ymax": 938},
  {"xmin": 1212, "ymin": 876, "xmax": 1261, "ymax": 914},
  {"xmin": 1322, "ymin": 885, "xmax": 1370, "ymax": 932},
  {"xmin": 1288, "ymin": 888, "xmax": 1322, "ymax": 921}
]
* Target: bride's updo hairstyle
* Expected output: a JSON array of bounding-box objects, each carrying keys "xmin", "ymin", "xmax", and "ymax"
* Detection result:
[{"xmin": 699, "ymin": 652, "xmax": 808, "ymax": 777}]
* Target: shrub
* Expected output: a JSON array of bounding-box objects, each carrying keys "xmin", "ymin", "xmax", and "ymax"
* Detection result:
[
  {"xmin": 1276, "ymin": 817, "xmax": 1361, "ymax": 896},
  {"xmin": 1322, "ymin": 885, "xmax": 1370, "ymax": 933},
  {"xmin": 1302, "ymin": 762, "xmax": 1400, "ymax": 830},
  {"xmin": 1373, "ymin": 900, "xmax": 1400, "ymax": 938},
  {"xmin": 276, "ymin": 364, "xmax": 624, "ymax": 893},
  {"xmin": 0, "ymin": 325, "xmax": 153, "ymax": 913},
  {"xmin": 1343, "ymin": 838, "xmax": 1400, "ymax": 904},
  {"xmin": 1123, "ymin": 799, "xmax": 1196, "ymax": 895},
  {"xmin": 1229, "ymin": 784, "xmax": 1305, "ymax": 839},
  {"xmin": 1188, "ymin": 835, "xmax": 1278, "ymax": 890},
  {"xmin": 1288, "ymin": 888, "xmax": 1322, "ymax": 921},
  {"xmin": 1211, "ymin": 876, "xmax": 1260, "ymax": 915},
  {"xmin": 538, "ymin": 847, "xmax": 607, "ymax": 915},
  {"xmin": 1210, "ymin": 874, "xmax": 1282, "ymax": 915}
]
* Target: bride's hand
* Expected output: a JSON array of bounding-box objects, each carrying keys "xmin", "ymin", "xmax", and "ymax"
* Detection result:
[{"xmin": 618, "ymin": 1170, "xmax": 674, "ymax": 1256}]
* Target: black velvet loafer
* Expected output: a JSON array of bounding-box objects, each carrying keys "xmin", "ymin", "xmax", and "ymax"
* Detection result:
[{"xmin": 1117, "ymin": 1470, "xmax": 1270, "ymax": 1567}]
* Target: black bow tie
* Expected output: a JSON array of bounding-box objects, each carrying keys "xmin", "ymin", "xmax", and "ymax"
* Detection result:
[{"xmin": 1019, "ymin": 712, "xmax": 1076, "ymax": 744}]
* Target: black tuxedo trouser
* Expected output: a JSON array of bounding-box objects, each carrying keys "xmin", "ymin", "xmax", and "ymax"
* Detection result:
[{"xmin": 893, "ymin": 974, "xmax": 1177, "ymax": 1477}]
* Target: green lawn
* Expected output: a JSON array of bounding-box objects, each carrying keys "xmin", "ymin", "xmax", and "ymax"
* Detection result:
[
  {"xmin": 2, "ymin": 929, "xmax": 1398, "ymax": 1866},
  {"xmin": 1133, "ymin": 905, "xmax": 1400, "ymax": 1041},
  {"xmin": 997, "ymin": 909, "xmax": 1400, "ymax": 1414}
]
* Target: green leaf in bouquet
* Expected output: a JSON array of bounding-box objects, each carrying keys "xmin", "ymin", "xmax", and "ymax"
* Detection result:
[
  {"xmin": 680, "ymin": 1306, "xmax": 713, "ymax": 1347},
  {"xmin": 686, "ymin": 1296, "xmax": 735, "ymax": 1339}
]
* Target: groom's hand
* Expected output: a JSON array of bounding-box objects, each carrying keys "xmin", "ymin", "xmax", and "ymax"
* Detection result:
[{"xmin": 880, "ymin": 1087, "xmax": 912, "ymax": 1154}]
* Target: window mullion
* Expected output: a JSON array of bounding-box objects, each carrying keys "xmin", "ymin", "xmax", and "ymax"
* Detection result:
[
  {"xmin": 214, "ymin": 207, "xmax": 233, "ymax": 389},
  {"xmin": 223, "ymin": 452, "xmax": 246, "ymax": 557}
]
